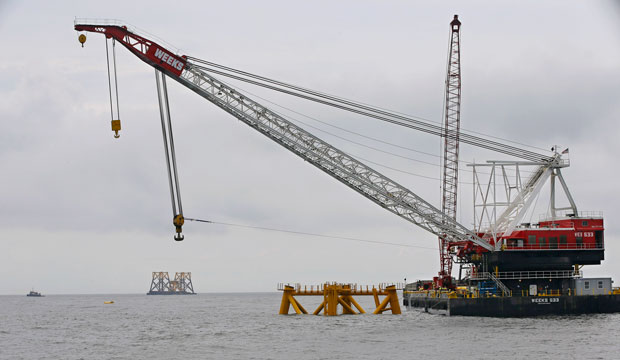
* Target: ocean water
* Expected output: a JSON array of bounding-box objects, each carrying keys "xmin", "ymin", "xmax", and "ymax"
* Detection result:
[{"xmin": 1, "ymin": 293, "xmax": 619, "ymax": 359}]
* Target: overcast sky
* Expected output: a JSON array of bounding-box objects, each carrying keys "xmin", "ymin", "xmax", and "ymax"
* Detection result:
[{"xmin": 1, "ymin": 1, "xmax": 619, "ymax": 294}]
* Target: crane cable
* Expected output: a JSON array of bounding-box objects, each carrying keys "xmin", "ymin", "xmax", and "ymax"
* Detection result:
[
  {"xmin": 184, "ymin": 217, "xmax": 437, "ymax": 250},
  {"xmin": 155, "ymin": 70, "xmax": 185, "ymax": 240},
  {"xmin": 198, "ymin": 63, "xmax": 544, "ymax": 161},
  {"xmin": 217, "ymin": 76, "xmax": 538, "ymax": 178},
  {"xmin": 186, "ymin": 57, "xmax": 553, "ymax": 162},
  {"xmin": 105, "ymin": 38, "xmax": 121, "ymax": 125}
]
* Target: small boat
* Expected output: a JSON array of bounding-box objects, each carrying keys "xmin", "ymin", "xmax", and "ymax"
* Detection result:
[
  {"xmin": 26, "ymin": 290, "xmax": 43, "ymax": 297},
  {"xmin": 104, "ymin": 301, "xmax": 114, "ymax": 304}
]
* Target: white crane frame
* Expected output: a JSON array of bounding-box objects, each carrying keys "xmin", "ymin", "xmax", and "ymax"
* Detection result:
[{"xmin": 470, "ymin": 157, "xmax": 575, "ymax": 250}]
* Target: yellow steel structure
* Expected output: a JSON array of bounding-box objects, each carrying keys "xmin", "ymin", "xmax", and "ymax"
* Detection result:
[{"xmin": 278, "ymin": 282, "xmax": 402, "ymax": 316}]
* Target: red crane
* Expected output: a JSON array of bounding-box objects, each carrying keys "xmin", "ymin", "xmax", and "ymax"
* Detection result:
[
  {"xmin": 72, "ymin": 19, "xmax": 555, "ymax": 259},
  {"xmin": 73, "ymin": 19, "xmax": 500, "ymax": 251}
]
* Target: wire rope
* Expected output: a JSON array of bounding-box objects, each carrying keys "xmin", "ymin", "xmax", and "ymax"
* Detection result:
[
  {"xmin": 161, "ymin": 74, "xmax": 183, "ymax": 215},
  {"xmin": 184, "ymin": 217, "xmax": 437, "ymax": 250},
  {"xmin": 196, "ymin": 64, "xmax": 549, "ymax": 162},
  {"xmin": 187, "ymin": 58, "xmax": 553, "ymax": 161},
  {"xmin": 213, "ymin": 77, "xmax": 534, "ymax": 180},
  {"xmin": 155, "ymin": 70, "xmax": 178, "ymax": 216},
  {"xmin": 112, "ymin": 39, "xmax": 120, "ymax": 119},
  {"xmin": 104, "ymin": 39, "xmax": 114, "ymax": 121}
]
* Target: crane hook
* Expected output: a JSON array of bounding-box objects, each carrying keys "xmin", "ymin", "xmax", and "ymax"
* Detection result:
[
  {"xmin": 78, "ymin": 34, "xmax": 86, "ymax": 47},
  {"xmin": 173, "ymin": 214, "xmax": 185, "ymax": 241},
  {"xmin": 111, "ymin": 119, "xmax": 121, "ymax": 139}
]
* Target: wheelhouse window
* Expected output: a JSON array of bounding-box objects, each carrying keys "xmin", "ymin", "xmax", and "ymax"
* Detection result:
[
  {"xmin": 507, "ymin": 239, "xmax": 524, "ymax": 247},
  {"xmin": 598, "ymin": 281, "xmax": 603, "ymax": 289},
  {"xmin": 584, "ymin": 281, "xmax": 590, "ymax": 290},
  {"xmin": 528, "ymin": 235, "xmax": 537, "ymax": 246},
  {"xmin": 560, "ymin": 235, "xmax": 567, "ymax": 247},
  {"xmin": 539, "ymin": 237, "xmax": 546, "ymax": 247},
  {"xmin": 549, "ymin": 237, "xmax": 558, "ymax": 249},
  {"xmin": 595, "ymin": 231, "xmax": 604, "ymax": 248},
  {"xmin": 582, "ymin": 221, "xmax": 589, "ymax": 227}
]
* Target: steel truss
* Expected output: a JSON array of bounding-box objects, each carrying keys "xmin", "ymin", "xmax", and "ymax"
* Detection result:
[{"xmin": 470, "ymin": 157, "xmax": 573, "ymax": 249}]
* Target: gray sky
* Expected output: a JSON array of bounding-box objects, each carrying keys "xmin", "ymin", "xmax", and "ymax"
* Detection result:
[{"xmin": 1, "ymin": 0, "xmax": 619, "ymax": 294}]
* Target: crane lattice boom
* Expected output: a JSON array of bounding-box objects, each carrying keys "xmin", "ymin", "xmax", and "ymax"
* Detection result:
[{"xmin": 438, "ymin": 15, "xmax": 462, "ymax": 287}]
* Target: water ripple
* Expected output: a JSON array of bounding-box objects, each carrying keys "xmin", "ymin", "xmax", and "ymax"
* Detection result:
[{"xmin": 1, "ymin": 293, "xmax": 619, "ymax": 359}]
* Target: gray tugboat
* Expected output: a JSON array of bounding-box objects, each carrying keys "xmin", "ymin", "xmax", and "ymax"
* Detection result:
[{"xmin": 26, "ymin": 290, "xmax": 43, "ymax": 297}]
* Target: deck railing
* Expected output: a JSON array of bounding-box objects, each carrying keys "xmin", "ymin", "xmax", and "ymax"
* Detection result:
[
  {"xmin": 470, "ymin": 270, "xmax": 581, "ymax": 281},
  {"xmin": 539, "ymin": 210, "xmax": 603, "ymax": 221},
  {"xmin": 277, "ymin": 282, "xmax": 404, "ymax": 292},
  {"xmin": 504, "ymin": 243, "xmax": 603, "ymax": 251}
]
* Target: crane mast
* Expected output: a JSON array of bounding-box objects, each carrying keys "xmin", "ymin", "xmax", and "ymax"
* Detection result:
[
  {"xmin": 437, "ymin": 15, "xmax": 462, "ymax": 288},
  {"xmin": 74, "ymin": 21, "xmax": 493, "ymax": 251}
]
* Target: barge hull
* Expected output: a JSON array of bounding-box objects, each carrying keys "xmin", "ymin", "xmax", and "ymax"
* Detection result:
[{"xmin": 405, "ymin": 294, "xmax": 620, "ymax": 317}]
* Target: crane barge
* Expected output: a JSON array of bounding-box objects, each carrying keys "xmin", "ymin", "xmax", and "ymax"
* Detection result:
[{"xmin": 74, "ymin": 18, "xmax": 620, "ymax": 316}]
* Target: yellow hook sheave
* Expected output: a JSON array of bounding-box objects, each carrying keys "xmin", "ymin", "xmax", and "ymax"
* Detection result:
[{"xmin": 78, "ymin": 34, "xmax": 86, "ymax": 47}]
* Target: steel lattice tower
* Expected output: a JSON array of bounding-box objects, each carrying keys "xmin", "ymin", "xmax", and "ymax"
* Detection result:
[{"xmin": 438, "ymin": 15, "xmax": 462, "ymax": 288}]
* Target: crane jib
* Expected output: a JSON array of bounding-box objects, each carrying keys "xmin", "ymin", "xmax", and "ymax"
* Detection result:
[
  {"xmin": 147, "ymin": 46, "xmax": 185, "ymax": 76},
  {"xmin": 74, "ymin": 23, "xmax": 187, "ymax": 77}
]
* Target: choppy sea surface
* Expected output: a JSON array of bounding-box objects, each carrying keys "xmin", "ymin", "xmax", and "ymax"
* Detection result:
[{"xmin": 1, "ymin": 293, "xmax": 619, "ymax": 359}]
